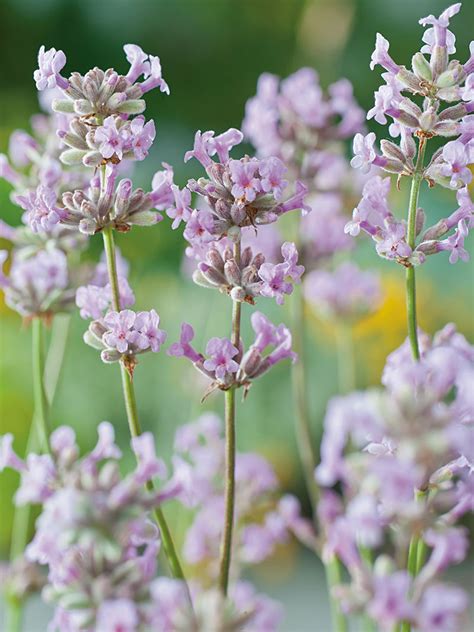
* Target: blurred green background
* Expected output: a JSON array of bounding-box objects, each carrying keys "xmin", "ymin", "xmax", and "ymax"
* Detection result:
[{"xmin": 1, "ymin": 0, "xmax": 473, "ymax": 629}]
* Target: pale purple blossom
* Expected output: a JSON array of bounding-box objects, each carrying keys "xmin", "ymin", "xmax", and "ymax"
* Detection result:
[
  {"xmin": 34, "ymin": 46, "xmax": 68, "ymax": 90},
  {"xmin": 419, "ymin": 3, "xmax": 461, "ymax": 55},
  {"xmin": 229, "ymin": 159, "xmax": 261, "ymax": 202},
  {"xmin": 103, "ymin": 309, "xmax": 139, "ymax": 354},
  {"xmin": 369, "ymin": 34, "xmax": 400, "ymax": 74},
  {"xmin": 258, "ymin": 156, "xmax": 288, "ymax": 200},
  {"xmin": 167, "ymin": 323, "xmax": 202, "ymax": 362},
  {"xmin": 208, "ymin": 128, "xmax": 243, "ymax": 162},
  {"xmin": 203, "ymin": 337, "xmax": 239, "ymax": 380},
  {"xmin": 167, "ymin": 185, "xmax": 192, "ymax": 229},
  {"xmin": 368, "ymin": 572, "xmax": 413, "ymax": 630},
  {"xmin": 129, "ymin": 116, "xmax": 156, "ymax": 160},
  {"xmin": 95, "ymin": 116, "xmax": 127, "ymax": 160},
  {"xmin": 351, "ymin": 133, "xmax": 383, "ymax": 173},
  {"xmin": 439, "ymin": 140, "xmax": 472, "ymax": 189},
  {"xmin": 15, "ymin": 185, "xmax": 63, "ymax": 233}
]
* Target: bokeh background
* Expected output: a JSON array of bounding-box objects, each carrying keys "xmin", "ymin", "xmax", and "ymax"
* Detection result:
[{"xmin": 1, "ymin": 0, "xmax": 473, "ymax": 629}]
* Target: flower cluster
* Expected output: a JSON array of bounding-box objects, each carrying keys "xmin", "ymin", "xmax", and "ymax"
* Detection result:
[
  {"xmin": 85, "ymin": 309, "xmax": 166, "ymax": 367},
  {"xmin": 170, "ymin": 128, "xmax": 309, "ymax": 246},
  {"xmin": 315, "ymin": 325, "xmax": 473, "ymax": 630},
  {"xmin": 304, "ymin": 262, "xmax": 382, "ymax": 321},
  {"xmin": 168, "ymin": 312, "xmax": 296, "ymax": 394},
  {"xmin": 0, "ymin": 247, "xmax": 77, "ymax": 318},
  {"xmin": 349, "ymin": 3, "xmax": 473, "ymax": 265},
  {"xmin": 0, "ymin": 424, "xmax": 179, "ymax": 631},
  {"xmin": 28, "ymin": 44, "xmax": 169, "ymax": 238},
  {"xmin": 192, "ymin": 239, "xmax": 303, "ymax": 305},
  {"xmin": 243, "ymin": 68, "xmax": 368, "ymax": 264},
  {"xmin": 58, "ymin": 166, "xmax": 165, "ymax": 235}
]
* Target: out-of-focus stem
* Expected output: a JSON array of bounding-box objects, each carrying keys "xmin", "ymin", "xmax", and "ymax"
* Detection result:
[
  {"xmin": 32, "ymin": 318, "xmax": 51, "ymax": 453},
  {"xmin": 291, "ymin": 287, "xmax": 319, "ymax": 509},
  {"xmin": 325, "ymin": 555, "xmax": 348, "ymax": 632},
  {"xmin": 101, "ymin": 225, "xmax": 189, "ymax": 592},
  {"xmin": 219, "ymin": 239, "xmax": 241, "ymax": 595}
]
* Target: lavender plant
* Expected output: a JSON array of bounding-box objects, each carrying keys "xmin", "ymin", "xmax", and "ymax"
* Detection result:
[
  {"xmin": 243, "ymin": 64, "xmax": 384, "ymax": 630},
  {"xmin": 166, "ymin": 127, "xmax": 308, "ymax": 594},
  {"xmin": 0, "ymin": 6, "xmax": 472, "ymax": 630},
  {"xmin": 311, "ymin": 3, "xmax": 473, "ymax": 631}
]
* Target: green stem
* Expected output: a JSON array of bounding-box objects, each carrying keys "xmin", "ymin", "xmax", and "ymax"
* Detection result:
[
  {"xmin": 325, "ymin": 555, "xmax": 348, "ymax": 632},
  {"xmin": 32, "ymin": 318, "xmax": 51, "ymax": 453},
  {"xmin": 403, "ymin": 139, "xmax": 428, "ymax": 632},
  {"xmin": 4, "ymin": 597, "xmax": 22, "ymax": 632},
  {"xmin": 290, "ymin": 287, "xmax": 319, "ymax": 509},
  {"xmin": 405, "ymin": 137, "xmax": 427, "ymax": 361},
  {"xmin": 219, "ymin": 239, "xmax": 241, "ymax": 595},
  {"xmin": 101, "ymin": 226, "xmax": 189, "ymax": 589}
]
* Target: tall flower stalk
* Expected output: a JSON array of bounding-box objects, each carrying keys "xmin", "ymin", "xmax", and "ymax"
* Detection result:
[
  {"xmin": 167, "ymin": 127, "xmax": 307, "ymax": 593},
  {"xmin": 101, "ymin": 224, "xmax": 187, "ymax": 584}
]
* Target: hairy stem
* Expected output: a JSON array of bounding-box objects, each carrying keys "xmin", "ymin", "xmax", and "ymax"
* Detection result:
[
  {"xmin": 219, "ymin": 238, "xmax": 241, "ymax": 595},
  {"xmin": 405, "ymin": 137, "xmax": 427, "ymax": 361},
  {"xmin": 4, "ymin": 597, "xmax": 22, "ymax": 632},
  {"xmin": 291, "ymin": 287, "xmax": 319, "ymax": 509},
  {"xmin": 101, "ymin": 226, "xmax": 188, "ymax": 589}
]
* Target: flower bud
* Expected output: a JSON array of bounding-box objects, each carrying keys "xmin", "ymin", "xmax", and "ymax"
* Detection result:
[
  {"xmin": 433, "ymin": 121, "xmax": 459, "ymax": 137},
  {"xmin": 207, "ymin": 248, "xmax": 225, "ymax": 272},
  {"xmin": 52, "ymin": 99, "xmax": 75, "ymax": 113},
  {"xmin": 116, "ymin": 99, "xmax": 146, "ymax": 115},
  {"xmin": 412, "ymin": 53, "xmax": 432, "ymax": 82},
  {"xmin": 431, "ymin": 45, "xmax": 448, "ymax": 79},
  {"xmin": 415, "ymin": 208, "xmax": 425, "ymax": 236},
  {"xmin": 439, "ymin": 103, "xmax": 468, "ymax": 121},
  {"xmin": 227, "ymin": 225, "xmax": 241, "ymax": 242},
  {"xmin": 101, "ymin": 349, "xmax": 122, "ymax": 363},
  {"xmin": 224, "ymin": 260, "xmax": 241, "ymax": 286},
  {"xmin": 106, "ymin": 92, "xmax": 127, "ymax": 110},
  {"xmin": 418, "ymin": 107, "xmax": 437, "ymax": 132},
  {"xmin": 73, "ymin": 99, "xmax": 95, "ymax": 116},
  {"xmin": 60, "ymin": 149, "xmax": 87, "ymax": 165},
  {"xmin": 436, "ymin": 86, "xmax": 461, "ymax": 102},
  {"xmin": 437, "ymin": 62, "xmax": 464, "ymax": 88},
  {"xmin": 241, "ymin": 246, "xmax": 253, "ymax": 268},
  {"xmin": 82, "ymin": 151, "xmax": 102, "ymax": 167},
  {"xmin": 397, "ymin": 68, "xmax": 421, "ymax": 93},
  {"xmin": 380, "ymin": 140, "xmax": 406, "ymax": 163},
  {"xmin": 239, "ymin": 347, "xmax": 262, "ymax": 378}
]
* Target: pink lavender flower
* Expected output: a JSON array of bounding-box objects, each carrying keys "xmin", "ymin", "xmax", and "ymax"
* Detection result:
[
  {"xmin": 184, "ymin": 130, "xmax": 215, "ymax": 168},
  {"xmin": 368, "ymin": 572, "xmax": 414, "ymax": 630},
  {"xmin": 208, "ymin": 128, "xmax": 244, "ymax": 163},
  {"xmin": 439, "ymin": 140, "xmax": 472, "ymax": 188},
  {"xmin": 416, "ymin": 584, "xmax": 468, "ymax": 632},
  {"xmin": 15, "ymin": 185, "xmax": 63, "ymax": 233},
  {"xmin": 95, "ymin": 600, "xmax": 139, "ymax": 632},
  {"xmin": 103, "ymin": 309, "xmax": 139, "ymax": 354},
  {"xmin": 258, "ymin": 156, "xmax": 288, "ymax": 200},
  {"xmin": 94, "ymin": 116, "xmax": 127, "ymax": 159},
  {"xmin": 203, "ymin": 337, "xmax": 239, "ymax": 380},
  {"xmin": 140, "ymin": 55, "xmax": 170, "ymax": 95},
  {"xmin": 258, "ymin": 262, "xmax": 294, "ymax": 304},
  {"xmin": 437, "ymin": 218, "xmax": 470, "ymax": 263},
  {"xmin": 150, "ymin": 163, "xmax": 175, "ymax": 209},
  {"xmin": 34, "ymin": 45, "xmax": 68, "ymax": 90},
  {"xmin": 369, "ymin": 34, "xmax": 401, "ymax": 74},
  {"xmin": 229, "ymin": 159, "xmax": 261, "ymax": 202},
  {"xmin": 124, "ymin": 44, "xmax": 150, "ymax": 83},
  {"xmin": 167, "ymin": 185, "xmax": 192, "ymax": 229},
  {"xmin": 419, "ymin": 3, "xmax": 461, "ymax": 55},
  {"xmin": 0, "ymin": 248, "xmax": 72, "ymax": 317},
  {"xmin": 130, "ymin": 116, "xmax": 156, "ymax": 160},
  {"xmin": 134, "ymin": 309, "xmax": 167, "ymax": 352},
  {"xmin": 351, "ymin": 132, "xmax": 385, "ymax": 173},
  {"xmin": 167, "ymin": 323, "xmax": 202, "ymax": 362}
]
